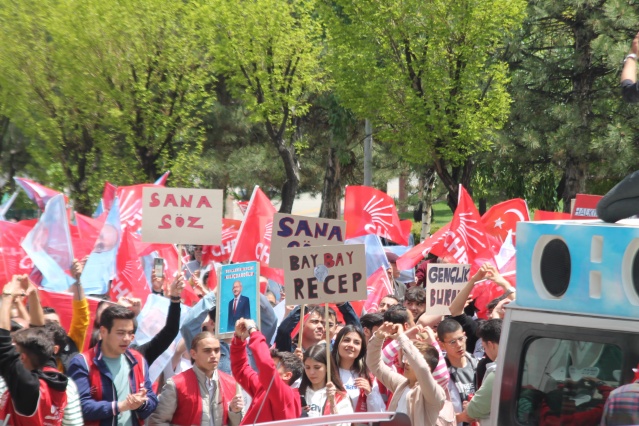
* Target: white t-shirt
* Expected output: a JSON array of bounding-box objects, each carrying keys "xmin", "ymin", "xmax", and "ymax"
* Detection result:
[
  {"xmin": 305, "ymin": 386, "xmax": 354, "ymax": 425},
  {"xmin": 338, "ymin": 368, "xmax": 386, "ymax": 412},
  {"xmin": 395, "ymin": 387, "xmax": 411, "ymax": 415}
]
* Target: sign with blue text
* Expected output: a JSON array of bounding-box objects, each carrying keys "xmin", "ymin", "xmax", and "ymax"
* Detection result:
[
  {"xmin": 270, "ymin": 213, "xmax": 346, "ymax": 268},
  {"xmin": 426, "ymin": 263, "xmax": 471, "ymax": 316}
]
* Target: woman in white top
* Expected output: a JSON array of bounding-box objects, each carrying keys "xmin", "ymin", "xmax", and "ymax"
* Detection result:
[
  {"xmin": 331, "ymin": 325, "xmax": 386, "ymax": 412},
  {"xmin": 300, "ymin": 343, "xmax": 354, "ymax": 421}
]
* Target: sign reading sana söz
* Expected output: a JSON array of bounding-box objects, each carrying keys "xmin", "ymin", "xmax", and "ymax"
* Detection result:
[
  {"xmin": 141, "ymin": 187, "xmax": 223, "ymax": 245},
  {"xmin": 269, "ymin": 213, "xmax": 346, "ymax": 268},
  {"xmin": 283, "ymin": 244, "xmax": 366, "ymax": 305}
]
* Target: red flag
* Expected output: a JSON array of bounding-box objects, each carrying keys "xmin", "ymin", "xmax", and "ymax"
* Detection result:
[
  {"xmin": 0, "ymin": 221, "xmax": 34, "ymax": 285},
  {"xmin": 111, "ymin": 230, "xmax": 151, "ymax": 303},
  {"xmin": 533, "ymin": 210, "xmax": 571, "ymax": 221},
  {"xmin": 396, "ymin": 224, "xmax": 451, "ymax": 271},
  {"xmin": 38, "ymin": 289, "xmax": 107, "ymax": 351},
  {"xmin": 344, "ymin": 186, "xmax": 411, "ymax": 246},
  {"xmin": 71, "ymin": 213, "xmax": 106, "ymax": 259},
  {"xmin": 116, "ymin": 184, "xmax": 161, "ymax": 231},
  {"xmin": 102, "ymin": 182, "xmax": 117, "ymax": 212},
  {"xmin": 202, "ymin": 219, "xmax": 242, "ymax": 264},
  {"xmin": 431, "ymin": 186, "xmax": 495, "ymax": 267},
  {"xmin": 230, "ymin": 187, "xmax": 282, "ymax": 280},
  {"xmin": 470, "ymin": 255, "xmax": 516, "ymax": 319},
  {"xmin": 481, "ymin": 199, "xmax": 529, "ymax": 244},
  {"xmin": 236, "ymin": 201, "xmax": 249, "ymax": 215},
  {"xmin": 14, "ymin": 177, "xmax": 64, "ymax": 210},
  {"xmin": 363, "ymin": 266, "xmax": 393, "ymax": 313}
]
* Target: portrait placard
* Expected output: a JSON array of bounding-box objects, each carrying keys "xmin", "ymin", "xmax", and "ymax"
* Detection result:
[{"xmin": 216, "ymin": 261, "xmax": 260, "ymax": 338}]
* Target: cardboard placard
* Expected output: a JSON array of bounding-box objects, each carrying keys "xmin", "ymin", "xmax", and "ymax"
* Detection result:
[
  {"xmin": 426, "ymin": 263, "xmax": 471, "ymax": 316},
  {"xmin": 141, "ymin": 187, "xmax": 223, "ymax": 245},
  {"xmin": 283, "ymin": 244, "xmax": 366, "ymax": 305},
  {"xmin": 269, "ymin": 213, "xmax": 346, "ymax": 268},
  {"xmin": 216, "ymin": 261, "xmax": 261, "ymax": 338}
]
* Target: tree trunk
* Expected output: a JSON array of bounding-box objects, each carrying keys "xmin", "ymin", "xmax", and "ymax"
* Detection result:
[
  {"xmin": 398, "ymin": 168, "xmax": 408, "ymax": 214},
  {"xmin": 561, "ymin": 156, "xmax": 586, "ymax": 213},
  {"xmin": 277, "ymin": 141, "xmax": 300, "ymax": 213},
  {"xmin": 434, "ymin": 156, "xmax": 474, "ymax": 213},
  {"xmin": 420, "ymin": 167, "xmax": 437, "ymax": 241},
  {"xmin": 479, "ymin": 198, "xmax": 487, "ymax": 216},
  {"xmin": 319, "ymin": 142, "xmax": 341, "ymax": 219}
]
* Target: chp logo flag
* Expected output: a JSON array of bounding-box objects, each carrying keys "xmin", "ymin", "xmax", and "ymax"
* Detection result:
[
  {"xmin": 344, "ymin": 186, "xmax": 412, "ymax": 246},
  {"xmin": 14, "ymin": 177, "xmax": 65, "ymax": 210},
  {"xmin": 112, "ymin": 230, "xmax": 151, "ymax": 302},
  {"xmin": 202, "ymin": 219, "xmax": 242, "ymax": 264},
  {"xmin": 230, "ymin": 186, "xmax": 283, "ymax": 284},
  {"xmin": 0, "ymin": 221, "xmax": 34, "ymax": 285},
  {"xmin": 480, "ymin": 198, "xmax": 529, "ymax": 244},
  {"xmin": 396, "ymin": 223, "xmax": 451, "ymax": 271},
  {"xmin": 431, "ymin": 185, "xmax": 495, "ymax": 268},
  {"xmin": 363, "ymin": 266, "xmax": 393, "ymax": 313},
  {"xmin": 117, "ymin": 183, "xmax": 159, "ymax": 231}
]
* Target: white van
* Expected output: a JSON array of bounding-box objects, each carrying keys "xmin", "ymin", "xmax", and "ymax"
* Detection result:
[{"xmin": 491, "ymin": 219, "xmax": 639, "ymax": 425}]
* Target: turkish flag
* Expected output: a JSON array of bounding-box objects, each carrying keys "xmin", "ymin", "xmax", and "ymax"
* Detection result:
[
  {"xmin": 0, "ymin": 221, "xmax": 34, "ymax": 286},
  {"xmin": 396, "ymin": 224, "xmax": 451, "ymax": 271},
  {"xmin": 230, "ymin": 187, "xmax": 283, "ymax": 282},
  {"xmin": 117, "ymin": 184, "xmax": 159, "ymax": 231},
  {"xmin": 14, "ymin": 177, "xmax": 65, "ymax": 210},
  {"xmin": 431, "ymin": 185, "xmax": 495, "ymax": 269},
  {"xmin": 202, "ymin": 219, "xmax": 242, "ymax": 264},
  {"xmin": 344, "ymin": 186, "xmax": 412, "ymax": 246},
  {"xmin": 481, "ymin": 199, "xmax": 529, "ymax": 244},
  {"xmin": 363, "ymin": 266, "xmax": 393, "ymax": 313},
  {"xmin": 111, "ymin": 230, "xmax": 151, "ymax": 303}
]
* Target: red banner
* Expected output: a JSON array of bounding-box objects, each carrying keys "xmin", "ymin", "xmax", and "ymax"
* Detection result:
[{"xmin": 572, "ymin": 194, "xmax": 603, "ymax": 219}]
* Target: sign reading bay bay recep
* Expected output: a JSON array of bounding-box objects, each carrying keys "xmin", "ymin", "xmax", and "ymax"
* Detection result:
[
  {"xmin": 269, "ymin": 213, "xmax": 346, "ymax": 269},
  {"xmin": 142, "ymin": 187, "xmax": 223, "ymax": 245},
  {"xmin": 283, "ymin": 244, "xmax": 366, "ymax": 305},
  {"xmin": 426, "ymin": 263, "xmax": 471, "ymax": 316}
]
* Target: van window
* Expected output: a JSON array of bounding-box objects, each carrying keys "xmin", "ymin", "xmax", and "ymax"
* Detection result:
[{"xmin": 516, "ymin": 338, "xmax": 621, "ymax": 425}]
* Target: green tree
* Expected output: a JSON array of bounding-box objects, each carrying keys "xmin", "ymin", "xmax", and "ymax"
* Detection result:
[
  {"xmin": 323, "ymin": 0, "xmax": 526, "ymax": 211},
  {"xmin": 504, "ymin": 0, "xmax": 639, "ymax": 212},
  {"xmin": 211, "ymin": 0, "xmax": 326, "ymax": 213}
]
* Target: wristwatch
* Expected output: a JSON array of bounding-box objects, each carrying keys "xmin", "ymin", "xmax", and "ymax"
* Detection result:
[
  {"xmin": 247, "ymin": 326, "xmax": 257, "ymax": 335},
  {"xmin": 624, "ymin": 53, "xmax": 637, "ymax": 64}
]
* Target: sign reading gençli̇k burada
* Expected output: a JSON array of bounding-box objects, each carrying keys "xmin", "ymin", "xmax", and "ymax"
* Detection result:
[
  {"xmin": 141, "ymin": 187, "xmax": 223, "ymax": 245},
  {"xmin": 282, "ymin": 244, "xmax": 366, "ymax": 305},
  {"xmin": 269, "ymin": 213, "xmax": 346, "ymax": 269},
  {"xmin": 426, "ymin": 263, "xmax": 471, "ymax": 316}
]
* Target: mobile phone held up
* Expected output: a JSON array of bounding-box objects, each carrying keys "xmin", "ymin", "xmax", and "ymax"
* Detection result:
[
  {"xmin": 300, "ymin": 395, "xmax": 307, "ymax": 408},
  {"xmin": 153, "ymin": 258, "xmax": 164, "ymax": 279}
]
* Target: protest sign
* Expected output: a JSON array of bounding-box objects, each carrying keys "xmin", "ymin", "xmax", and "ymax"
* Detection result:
[
  {"xmin": 426, "ymin": 263, "xmax": 471, "ymax": 316},
  {"xmin": 572, "ymin": 194, "xmax": 603, "ymax": 219},
  {"xmin": 141, "ymin": 187, "xmax": 223, "ymax": 245},
  {"xmin": 270, "ymin": 213, "xmax": 346, "ymax": 268},
  {"xmin": 216, "ymin": 261, "xmax": 260, "ymax": 338},
  {"xmin": 283, "ymin": 244, "xmax": 366, "ymax": 305}
]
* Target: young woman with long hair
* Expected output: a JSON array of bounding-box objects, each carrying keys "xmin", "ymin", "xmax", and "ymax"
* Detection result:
[
  {"xmin": 300, "ymin": 343, "xmax": 354, "ymax": 421},
  {"xmin": 331, "ymin": 325, "xmax": 386, "ymax": 412}
]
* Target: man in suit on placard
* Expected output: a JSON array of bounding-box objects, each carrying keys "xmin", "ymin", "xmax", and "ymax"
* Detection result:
[{"xmin": 227, "ymin": 281, "xmax": 251, "ymax": 330}]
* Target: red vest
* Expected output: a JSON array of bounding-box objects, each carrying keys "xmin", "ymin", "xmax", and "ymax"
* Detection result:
[
  {"xmin": 0, "ymin": 368, "xmax": 68, "ymax": 426},
  {"xmin": 171, "ymin": 368, "xmax": 237, "ymax": 426},
  {"xmin": 80, "ymin": 347, "xmax": 147, "ymax": 426}
]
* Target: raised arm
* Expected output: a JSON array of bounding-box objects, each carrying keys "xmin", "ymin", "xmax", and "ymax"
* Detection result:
[
  {"xmin": 449, "ymin": 265, "xmax": 488, "ymax": 317},
  {"xmin": 365, "ymin": 322, "xmax": 406, "ymax": 393}
]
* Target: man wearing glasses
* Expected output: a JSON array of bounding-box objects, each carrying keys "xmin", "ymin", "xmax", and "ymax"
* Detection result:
[{"xmin": 437, "ymin": 318, "xmax": 478, "ymax": 426}]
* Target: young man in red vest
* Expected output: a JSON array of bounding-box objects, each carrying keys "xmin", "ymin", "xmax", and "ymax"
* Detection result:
[
  {"xmin": 67, "ymin": 304, "xmax": 158, "ymax": 426},
  {"xmin": 0, "ymin": 275, "xmax": 69, "ymax": 425},
  {"xmin": 150, "ymin": 331, "xmax": 244, "ymax": 425},
  {"xmin": 231, "ymin": 318, "xmax": 303, "ymax": 424}
]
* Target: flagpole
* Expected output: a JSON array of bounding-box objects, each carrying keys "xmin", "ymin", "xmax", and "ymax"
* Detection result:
[
  {"xmin": 297, "ymin": 304, "xmax": 306, "ymax": 349},
  {"xmin": 325, "ymin": 302, "xmax": 331, "ymax": 381}
]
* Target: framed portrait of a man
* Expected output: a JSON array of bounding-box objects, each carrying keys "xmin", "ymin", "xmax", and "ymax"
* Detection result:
[{"xmin": 216, "ymin": 261, "xmax": 260, "ymax": 338}]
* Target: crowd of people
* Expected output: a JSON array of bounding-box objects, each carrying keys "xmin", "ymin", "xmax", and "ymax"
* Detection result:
[{"xmin": 0, "ymin": 247, "xmax": 636, "ymax": 426}]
